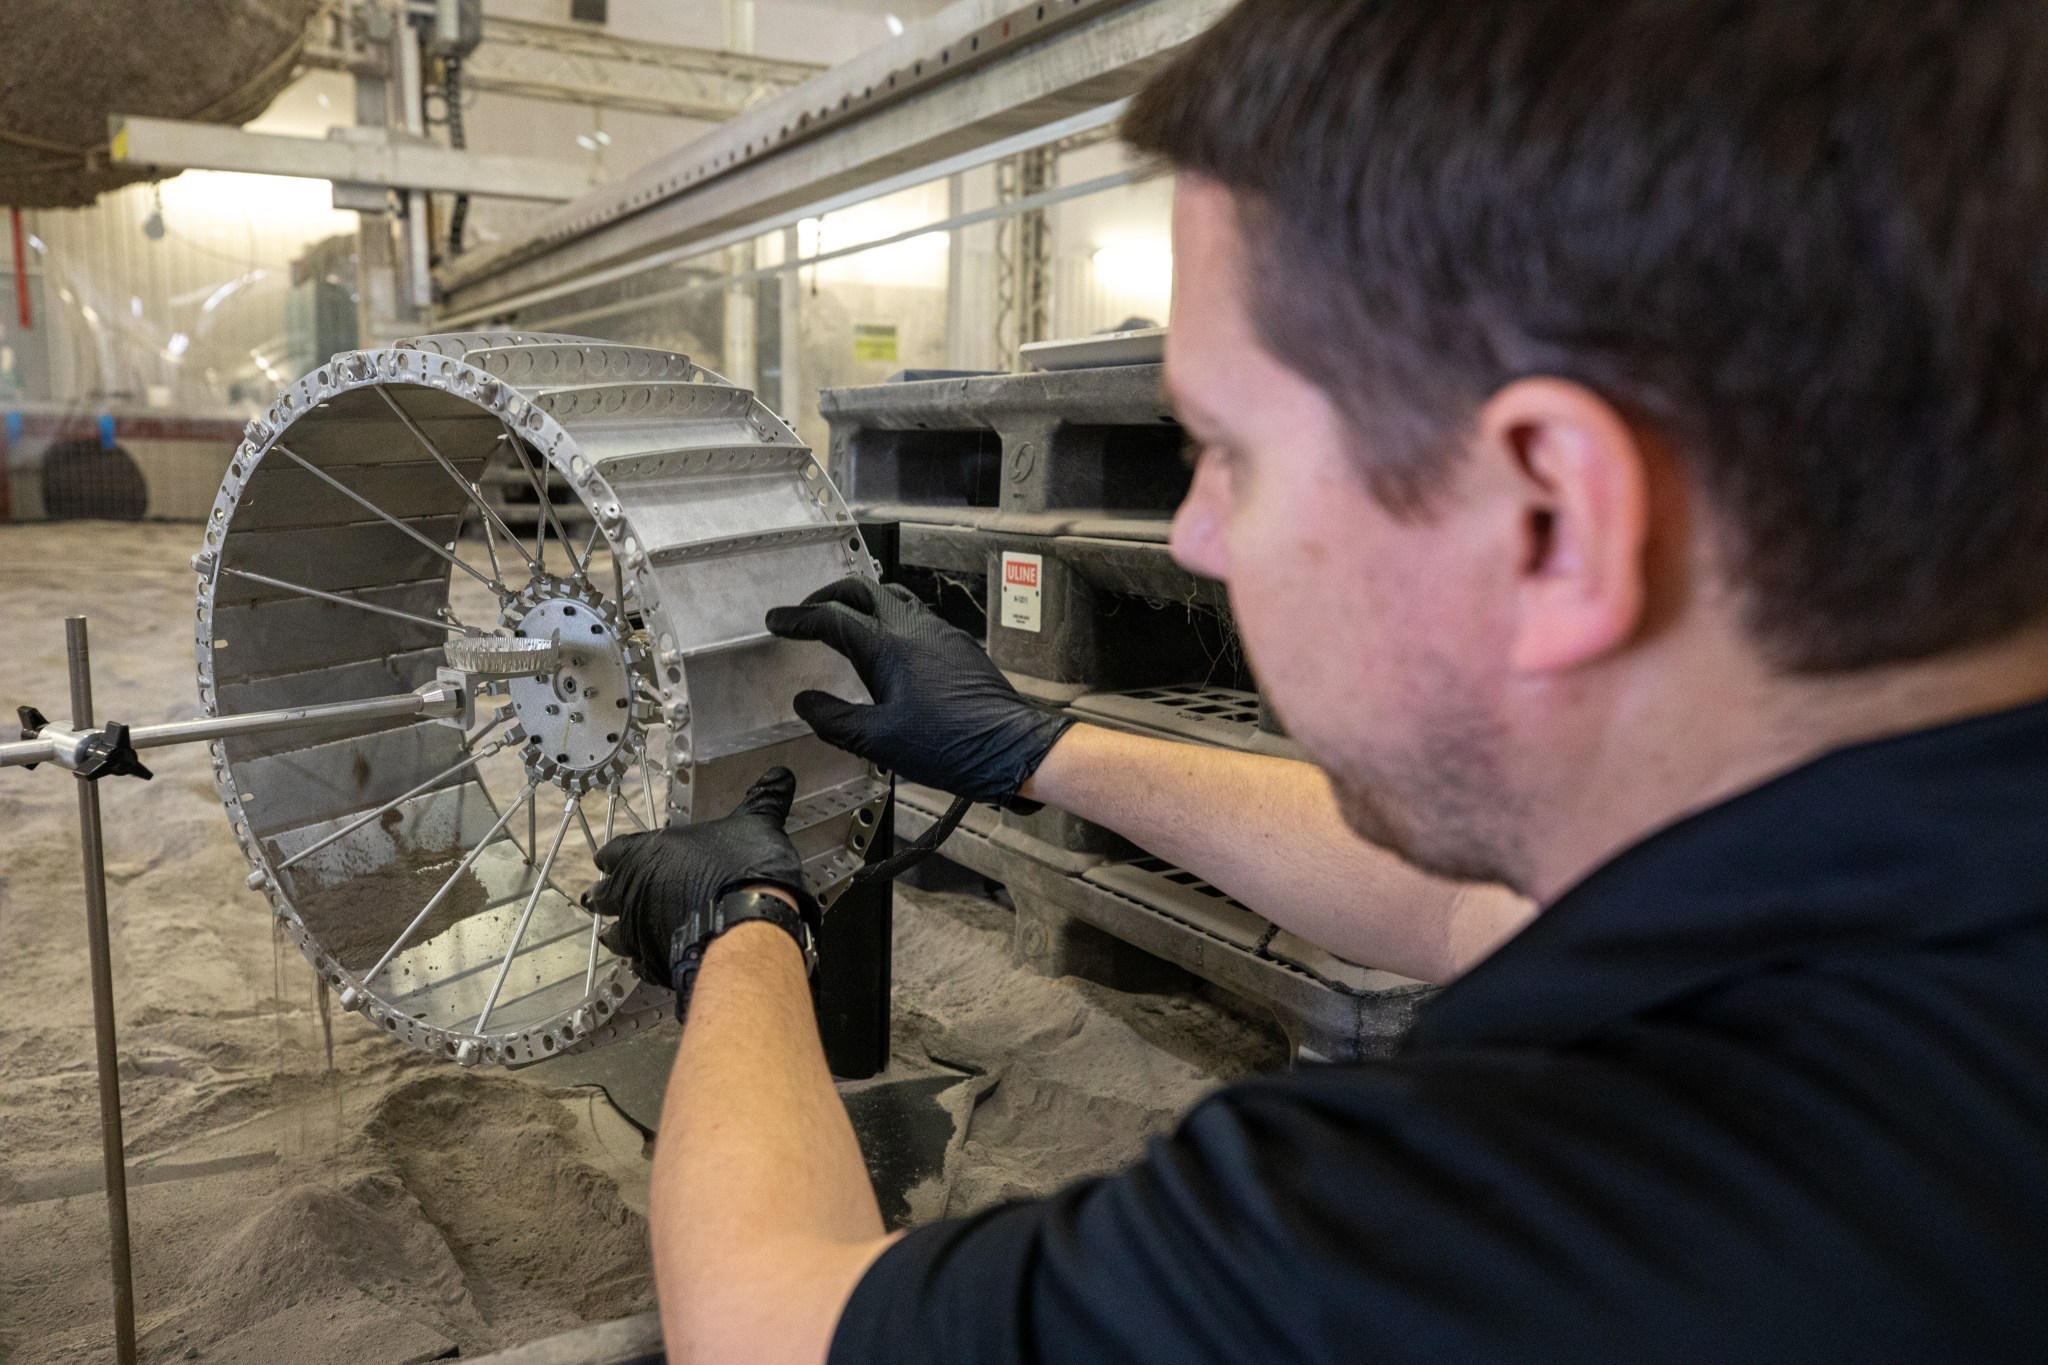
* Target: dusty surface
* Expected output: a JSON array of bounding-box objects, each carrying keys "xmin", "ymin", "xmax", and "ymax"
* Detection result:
[
  {"xmin": 294, "ymin": 848, "xmax": 490, "ymax": 974},
  {"xmin": 0, "ymin": 521, "xmax": 1283, "ymax": 1363}
]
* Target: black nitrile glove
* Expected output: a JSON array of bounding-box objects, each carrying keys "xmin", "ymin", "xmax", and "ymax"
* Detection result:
[
  {"xmin": 592, "ymin": 767, "xmax": 815, "ymax": 995},
  {"xmin": 766, "ymin": 576, "xmax": 1074, "ymax": 806}
]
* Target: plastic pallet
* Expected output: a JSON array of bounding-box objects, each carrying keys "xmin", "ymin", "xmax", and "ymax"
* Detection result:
[{"xmin": 894, "ymin": 782, "xmax": 1434, "ymax": 1061}]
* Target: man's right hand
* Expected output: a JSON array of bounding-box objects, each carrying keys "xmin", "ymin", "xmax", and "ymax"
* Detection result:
[{"xmin": 766, "ymin": 576, "xmax": 1072, "ymax": 805}]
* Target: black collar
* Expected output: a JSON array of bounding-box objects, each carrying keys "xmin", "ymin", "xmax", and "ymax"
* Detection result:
[{"xmin": 1406, "ymin": 695, "xmax": 2048, "ymax": 1053}]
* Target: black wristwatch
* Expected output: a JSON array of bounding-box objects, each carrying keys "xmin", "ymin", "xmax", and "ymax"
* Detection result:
[{"xmin": 667, "ymin": 887, "xmax": 818, "ymax": 1013}]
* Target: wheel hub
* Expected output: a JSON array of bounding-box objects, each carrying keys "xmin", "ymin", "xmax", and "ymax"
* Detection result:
[{"xmin": 503, "ymin": 576, "xmax": 651, "ymax": 794}]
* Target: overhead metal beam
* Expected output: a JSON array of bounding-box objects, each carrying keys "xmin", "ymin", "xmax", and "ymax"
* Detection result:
[
  {"xmin": 435, "ymin": 0, "xmax": 1228, "ymax": 318},
  {"xmin": 108, "ymin": 116, "xmax": 593, "ymax": 202},
  {"xmin": 460, "ymin": 17, "xmax": 823, "ymax": 122}
]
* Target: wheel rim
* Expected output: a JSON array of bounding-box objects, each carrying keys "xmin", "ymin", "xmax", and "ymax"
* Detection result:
[{"xmin": 194, "ymin": 332, "xmax": 885, "ymax": 1067}]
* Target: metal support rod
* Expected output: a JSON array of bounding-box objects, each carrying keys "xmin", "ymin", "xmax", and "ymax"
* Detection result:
[
  {"xmin": 64, "ymin": 618, "xmax": 139, "ymax": 1365},
  {"xmin": 1, "ymin": 682, "xmax": 479, "ymax": 771}
]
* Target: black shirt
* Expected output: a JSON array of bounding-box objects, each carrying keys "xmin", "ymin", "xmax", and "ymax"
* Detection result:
[{"xmin": 829, "ymin": 700, "xmax": 2048, "ymax": 1363}]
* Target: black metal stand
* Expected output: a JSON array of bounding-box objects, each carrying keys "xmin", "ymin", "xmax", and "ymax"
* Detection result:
[
  {"xmin": 816, "ymin": 789, "xmax": 895, "ymax": 1080},
  {"xmin": 64, "ymin": 616, "xmax": 139, "ymax": 1365}
]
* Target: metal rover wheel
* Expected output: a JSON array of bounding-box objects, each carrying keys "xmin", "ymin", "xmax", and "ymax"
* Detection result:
[{"xmin": 192, "ymin": 331, "xmax": 887, "ymax": 1067}]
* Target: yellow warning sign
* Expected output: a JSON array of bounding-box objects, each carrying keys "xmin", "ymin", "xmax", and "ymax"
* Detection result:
[{"xmin": 853, "ymin": 323, "xmax": 898, "ymax": 363}]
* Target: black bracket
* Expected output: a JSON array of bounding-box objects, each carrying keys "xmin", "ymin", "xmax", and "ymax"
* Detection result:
[
  {"xmin": 77, "ymin": 723, "xmax": 154, "ymax": 783},
  {"xmin": 16, "ymin": 706, "xmax": 48, "ymax": 770}
]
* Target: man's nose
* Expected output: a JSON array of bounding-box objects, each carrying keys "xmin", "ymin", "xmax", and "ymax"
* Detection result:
[{"xmin": 1169, "ymin": 459, "xmax": 1231, "ymax": 581}]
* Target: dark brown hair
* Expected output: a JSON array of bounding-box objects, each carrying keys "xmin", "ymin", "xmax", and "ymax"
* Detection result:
[{"xmin": 1126, "ymin": 0, "xmax": 2048, "ymax": 672}]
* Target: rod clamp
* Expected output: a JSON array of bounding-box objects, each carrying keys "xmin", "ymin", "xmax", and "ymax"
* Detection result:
[
  {"xmin": 77, "ymin": 723, "xmax": 155, "ymax": 783},
  {"xmin": 16, "ymin": 707, "xmax": 48, "ymax": 769}
]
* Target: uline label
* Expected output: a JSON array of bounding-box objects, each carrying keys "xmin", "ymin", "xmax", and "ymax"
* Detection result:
[{"xmin": 1000, "ymin": 552, "xmax": 1043, "ymax": 633}]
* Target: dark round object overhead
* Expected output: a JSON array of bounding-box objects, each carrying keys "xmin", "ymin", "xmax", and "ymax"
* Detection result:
[
  {"xmin": 0, "ymin": 0, "xmax": 318, "ymax": 209},
  {"xmin": 41, "ymin": 438, "xmax": 148, "ymax": 520}
]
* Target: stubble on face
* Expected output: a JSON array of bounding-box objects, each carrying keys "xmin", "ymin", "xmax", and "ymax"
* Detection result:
[{"xmin": 1317, "ymin": 645, "xmax": 1531, "ymax": 892}]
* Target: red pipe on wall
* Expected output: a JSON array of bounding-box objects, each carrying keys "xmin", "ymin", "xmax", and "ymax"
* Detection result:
[{"xmin": 9, "ymin": 206, "xmax": 30, "ymax": 331}]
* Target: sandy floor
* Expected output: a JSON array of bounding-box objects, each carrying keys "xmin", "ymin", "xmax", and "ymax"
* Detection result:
[{"xmin": 0, "ymin": 521, "xmax": 1283, "ymax": 1363}]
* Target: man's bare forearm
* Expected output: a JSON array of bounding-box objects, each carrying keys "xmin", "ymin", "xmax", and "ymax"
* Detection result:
[
  {"xmin": 649, "ymin": 920, "xmax": 896, "ymax": 1365},
  {"xmin": 1023, "ymin": 725, "xmax": 1534, "ymax": 982}
]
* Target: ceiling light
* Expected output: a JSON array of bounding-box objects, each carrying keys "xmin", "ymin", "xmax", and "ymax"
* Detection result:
[{"xmin": 885, "ymin": 14, "xmax": 905, "ymax": 35}]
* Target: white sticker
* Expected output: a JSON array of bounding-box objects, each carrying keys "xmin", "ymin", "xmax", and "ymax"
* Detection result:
[{"xmin": 999, "ymin": 552, "xmax": 1043, "ymax": 633}]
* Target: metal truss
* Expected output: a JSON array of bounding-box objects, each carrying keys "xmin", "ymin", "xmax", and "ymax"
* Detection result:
[
  {"xmin": 994, "ymin": 146, "xmax": 1054, "ymax": 368},
  {"xmin": 302, "ymin": 1, "xmax": 823, "ymax": 121},
  {"xmin": 434, "ymin": 0, "xmax": 1232, "ymax": 320},
  {"xmin": 463, "ymin": 18, "xmax": 823, "ymax": 123}
]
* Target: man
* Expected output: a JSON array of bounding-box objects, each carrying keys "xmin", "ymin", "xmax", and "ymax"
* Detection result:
[{"xmin": 591, "ymin": 1, "xmax": 2048, "ymax": 1359}]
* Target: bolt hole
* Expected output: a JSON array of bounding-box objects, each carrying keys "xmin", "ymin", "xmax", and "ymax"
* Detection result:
[
  {"xmin": 557, "ymin": 752, "xmax": 571, "ymax": 763},
  {"xmin": 606, "ymin": 732, "xmax": 619, "ymax": 743},
  {"xmin": 615, "ymin": 698, "xmax": 628, "ymax": 709},
  {"xmin": 856, "ymin": 808, "xmax": 876, "ymax": 826}
]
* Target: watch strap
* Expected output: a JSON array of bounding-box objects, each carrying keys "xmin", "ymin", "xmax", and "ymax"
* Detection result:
[{"xmin": 668, "ymin": 887, "xmax": 817, "ymax": 1012}]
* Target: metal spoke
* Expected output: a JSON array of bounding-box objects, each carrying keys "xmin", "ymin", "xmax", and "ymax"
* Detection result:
[
  {"xmin": 362, "ymin": 779, "xmax": 540, "ymax": 985},
  {"xmin": 270, "ymin": 443, "xmax": 506, "ymax": 596},
  {"xmin": 574, "ymin": 799, "xmax": 606, "ymax": 863},
  {"xmin": 604, "ymin": 786, "xmax": 619, "ymax": 842},
  {"xmin": 532, "ymin": 451, "xmax": 548, "ymax": 572},
  {"xmin": 375, "ymin": 384, "xmax": 541, "ymax": 574},
  {"xmin": 476, "ymin": 495, "xmax": 505, "ymax": 583},
  {"xmin": 576, "ymin": 523, "xmax": 603, "ymax": 583},
  {"xmin": 501, "ymin": 425, "xmax": 583, "ymax": 577},
  {"xmin": 639, "ymin": 748, "xmax": 662, "ymax": 827},
  {"xmin": 572, "ymin": 794, "xmax": 613, "ymax": 999},
  {"xmin": 611, "ymin": 779, "xmax": 649, "ymax": 832},
  {"xmin": 475, "ymin": 795, "xmax": 578, "ymax": 1033},
  {"xmin": 218, "ymin": 566, "xmax": 478, "ymax": 636},
  {"xmin": 461, "ymin": 707, "xmax": 512, "ymax": 754},
  {"xmin": 278, "ymin": 734, "xmax": 511, "ymax": 872},
  {"xmin": 583, "ymin": 914, "xmax": 604, "ymax": 998}
]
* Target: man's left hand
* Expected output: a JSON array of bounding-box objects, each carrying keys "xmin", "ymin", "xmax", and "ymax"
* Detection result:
[{"xmin": 591, "ymin": 767, "xmax": 815, "ymax": 996}]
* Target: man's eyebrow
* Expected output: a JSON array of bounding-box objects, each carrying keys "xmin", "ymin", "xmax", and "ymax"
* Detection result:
[{"xmin": 1160, "ymin": 380, "xmax": 1219, "ymax": 435}]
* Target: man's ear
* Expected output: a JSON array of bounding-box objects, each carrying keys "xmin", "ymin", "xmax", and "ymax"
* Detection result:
[{"xmin": 1476, "ymin": 378, "xmax": 1651, "ymax": 674}]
